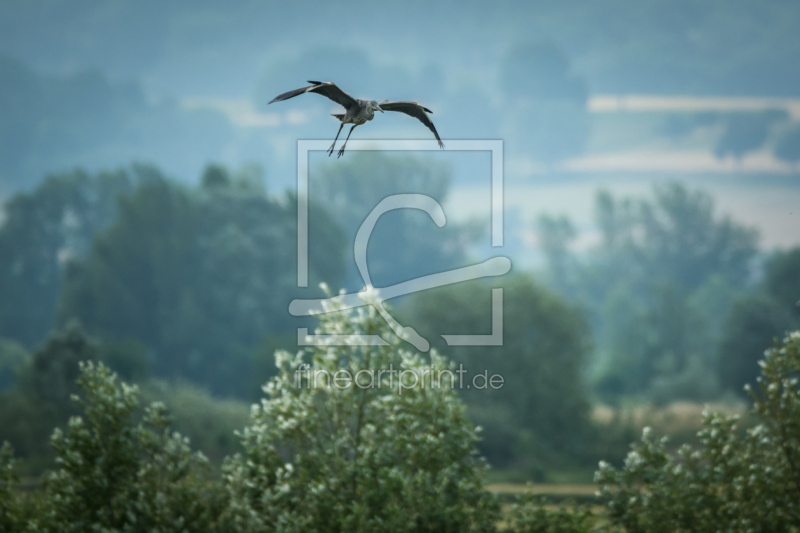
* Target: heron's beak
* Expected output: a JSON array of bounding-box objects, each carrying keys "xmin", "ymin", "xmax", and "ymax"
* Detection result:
[{"xmin": 376, "ymin": 104, "xmax": 384, "ymax": 113}]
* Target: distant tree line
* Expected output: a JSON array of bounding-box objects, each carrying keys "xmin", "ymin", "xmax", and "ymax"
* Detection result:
[
  {"xmin": 0, "ymin": 164, "xmax": 343, "ymax": 395},
  {"xmin": 536, "ymin": 182, "xmax": 800, "ymax": 404},
  {"xmin": 0, "ymin": 157, "xmax": 608, "ymax": 480}
]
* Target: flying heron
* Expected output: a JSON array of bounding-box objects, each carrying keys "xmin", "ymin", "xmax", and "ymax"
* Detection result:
[{"xmin": 268, "ymin": 81, "xmax": 444, "ymax": 157}]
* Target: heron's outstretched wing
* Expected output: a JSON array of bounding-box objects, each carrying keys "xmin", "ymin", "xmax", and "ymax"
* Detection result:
[
  {"xmin": 269, "ymin": 81, "xmax": 359, "ymax": 110},
  {"xmin": 378, "ymin": 101, "xmax": 444, "ymax": 148}
]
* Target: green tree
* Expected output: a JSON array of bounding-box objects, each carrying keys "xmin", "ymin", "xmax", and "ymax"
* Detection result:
[
  {"xmin": 0, "ymin": 323, "xmax": 98, "ymax": 466},
  {"xmin": 22, "ymin": 322, "xmax": 98, "ymax": 408},
  {"xmin": 36, "ymin": 361, "xmax": 221, "ymax": 533},
  {"xmin": 0, "ymin": 441, "xmax": 22, "ymax": 533},
  {"xmin": 220, "ymin": 294, "xmax": 500, "ymax": 532},
  {"xmin": 636, "ymin": 183, "xmax": 758, "ymax": 289},
  {"xmin": 57, "ymin": 175, "xmax": 200, "ymax": 378},
  {"xmin": 58, "ymin": 166, "xmax": 345, "ymax": 394},
  {"xmin": 0, "ymin": 167, "xmax": 135, "ymax": 347},
  {"xmin": 762, "ymin": 247, "xmax": 800, "ymax": 318},
  {"xmin": 0, "ymin": 338, "xmax": 25, "ymax": 392},
  {"xmin": 717, "ymin": 294, "xmax": 795, "ymax": 396},
  {"xmin": 0, "ymin": 322, "xmax": 149, "ymax": 467},
  {"xmin": 402, "ymin": 275, "xmax": 593, "ymax": 478},
  {"xmin": 596, "ymin": 330, "xmax": 800, "ymax": 532},
  {"xmin": 535, "ymin": 214, "xmax": 577, "ymax": 294},
  {"xmin": 538, "ymin": 183, "xmax": 759, "ymax": 402},
  {"xmin": 716, "ymin": 247, "xmax": 800, "ymax": 395}
]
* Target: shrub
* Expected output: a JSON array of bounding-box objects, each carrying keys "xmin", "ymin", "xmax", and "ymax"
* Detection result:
[
  {"xmin": 0, "ymin": 441, "xmax": 22, "ymax": 533},
  {"xmin": 220, "ymin": 294, "xmax": 501, "ymax": 533},
  {"xmin": 34, "ymin": 361, "xmax": 222, "ymax": 532},
  {"xmin": 596, "ymin": 331, "xmax": 800, "ymax": 532}
]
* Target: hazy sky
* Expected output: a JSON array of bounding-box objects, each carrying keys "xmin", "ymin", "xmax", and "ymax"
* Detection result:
[{"xmin": 1, "ymin": 0, "xmax": 798, "ymax": 256}]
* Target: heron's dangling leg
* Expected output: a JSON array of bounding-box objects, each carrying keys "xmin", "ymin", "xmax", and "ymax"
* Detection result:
[
  {"xmin": 337, "ymin": 125, "xmax": 358, "ymax": 158},
  {"xmin": 327, "ymin": 123, "xmax": 345, "ymax": 156}
]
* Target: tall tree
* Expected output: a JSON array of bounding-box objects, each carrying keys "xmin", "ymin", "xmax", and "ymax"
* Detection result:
[
  {"xmin": 537, "ymin": 182, "xmax": 759, "ymax": 402},
  {"xmin": 0, "ymin": 167, "xmax": 135, "ymax": 346},
  {"xmin": 58, "ymin": 166, "xmax": 346, "ymax": 394},
  {"xmin": 717, "ymin": 247, "xmax": 800, "ymax": 395},
  {"xmin": 402, "ymin": 274, "xmax": 593, "ymax": 478}
]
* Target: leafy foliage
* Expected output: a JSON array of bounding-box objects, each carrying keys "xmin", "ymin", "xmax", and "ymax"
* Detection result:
[
  {"xmin": 37, "ymin": 361, "xmax": 222, "ymax": 533},
  {"xmin": 0, "ymin": 338, "xmax": 25, "ymax": 392},
  {"xmin": 596, "ymin": 330, "xmax": 800, "ymax": 532},
  {"xmin": 401, "ymin": 275, "xmax": 593, "ymax": 479},
  {"xmin": 762, "ymin": 248, "xmax": 800, "ymax": 318},
  {"xmin": 717, "ymin": 247, "xmax": 800, "ymax": 395},
  {"xmin": 0, "ymin": 322, "xmax": 244, "ymax": 473},
  {"xmin": 58, "ymin": 165, "xmax": 345, "ymax": 394},
  {"xmin": 537, "ymin": 183, "xmax": 759, "ymax": 403},
  {"xmin": 0, "ymin": 441, "xmax": 22, "ymax": 533},
  {"xmin": 0, "ymin": 167, "xmax": 135, "ymax": 346},
  {"xmin": 220, "ymin": 295, "xmax": 501, "ymax": 532},
  {"xmin": 0, "ymin": 322, "xmax": 101, "ymax": 467}
]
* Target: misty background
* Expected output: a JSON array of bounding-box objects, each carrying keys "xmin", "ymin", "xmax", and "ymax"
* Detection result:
[{"xmin": 1, "ymin": 0, "xmax": 799, "ymax": 481}]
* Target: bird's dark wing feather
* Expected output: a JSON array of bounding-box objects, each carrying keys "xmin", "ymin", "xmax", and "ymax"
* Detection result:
[
  {"xmin": 269, "ymin": 81, "xmax": 359, "ymax": 110},
  {"xmin": 379, "ymin": 101, "xmax": 444, "ymax": 148}
]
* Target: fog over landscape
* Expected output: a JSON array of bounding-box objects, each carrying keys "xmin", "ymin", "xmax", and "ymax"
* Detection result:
[{"xmin": 1, "ymin": 3, "xmax": 800, "ymax": 529}]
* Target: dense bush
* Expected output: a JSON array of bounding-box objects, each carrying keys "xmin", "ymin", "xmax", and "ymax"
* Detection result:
[
  {"xmin": 0, "ymin": 322, "xmax": 250, "ymax": 473},
  {"xmin": 0, "ymin": 441, "xmax": 22, "ymax": 532},
  {"xmin": 219, "ymin": 293, "xmax": 501, "ymax": 532},
  {"xmin": 1, "ymin": 314, "xmax": 798, "ymax": 532},
  {"xmin": 596, "ymin": 330, "xmax": 800, "ymax": 532},
  {"xmin": 0, "ymin": 323, "xmax": 102, "ymax": 469},
  {"xmin": 1, "ymin": 361, "xmax": 224, "ymax": 533},
  {"xmin": 0, "ymin": 299, "xmax": 509, "ymax": 532}
]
